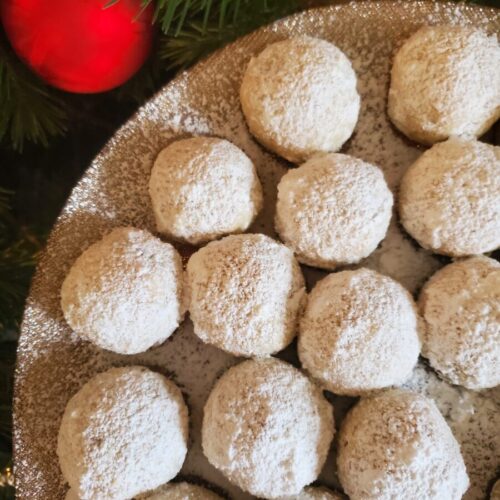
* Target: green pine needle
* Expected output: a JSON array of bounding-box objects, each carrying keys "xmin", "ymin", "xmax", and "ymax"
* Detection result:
[
  {"xmin": 161, "ymin": 0, "xmax": 299, "ymax": 68},
  {"xmin": 0, "ymin": 189, "xmax": 40, "ymax": 333},
  {"xmin": 0, "ymin": 41, "xmax": 67, "ymax": 152}
]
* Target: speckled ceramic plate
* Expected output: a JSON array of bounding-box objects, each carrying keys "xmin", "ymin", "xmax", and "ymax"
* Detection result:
[{"xmin": 14, "ymin": 2, "xmax": 500, "ymax": 499}]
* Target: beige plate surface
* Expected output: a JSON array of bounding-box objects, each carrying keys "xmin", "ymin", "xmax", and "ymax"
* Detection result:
[{"xmin": 14, "ymin": 2, "xmax": 500, "ymax": 499}]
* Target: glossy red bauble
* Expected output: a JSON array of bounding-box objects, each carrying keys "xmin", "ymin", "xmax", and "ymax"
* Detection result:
[{"xmin": 1, "ymin": 0, "xmax": 154, "ymax": 93}]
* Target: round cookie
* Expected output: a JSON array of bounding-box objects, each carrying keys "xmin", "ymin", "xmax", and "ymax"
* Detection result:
[
  {"xmin": 298, "ymin": 268, "xmax": 420, "ymax": 396},
  {"xmin": 202, "ymin": 358, "xmax": 334, "ymax": 499},
  {"xmin": 240, "ymin": 36, "xmax": 360, "ymax": 163},
  {"xmin": 337, "ymin": 389, "xmax": 469, "ymax": 500},
  {"xmin": 419, "ymin": 256, "xmax": 500, "ymax": 390},
  {"xmin": 399, "ymin": 138, "xmax": 500, "ymax": 257},
  {"xmin": 61, "ymin": 227, "xmax": 185, "ymax": 354},
  {"xmin": 149, "ymin": 137, "xmax": 263, "ymax": 245},
  {"xmin": 275, "ymin": 153, "xmax": 393, "ymax": 270},
  {"xmin": 187, "ymin": 233, "xmax": 306, "ymax": 357},
  {"xmin": 139, "ymin": 482, "xmax": 223, "ymax": 500},
  {"xmin": 388, "ymin": 26, "xmax": 500, "ymax": 144},
  {"xmin": 282, "ymin": 486, "xmax": 343, "ymax": 499},
  {"xmin": 57, "ymin": 366, "xmax": 189, "ymax": 500}
]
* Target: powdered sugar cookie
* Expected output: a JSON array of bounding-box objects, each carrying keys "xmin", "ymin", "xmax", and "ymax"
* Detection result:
[
  {"xmin": 149, "ymin": 137, "xmax": 262, "ymax": 245},
  {"xmin": 337, "ymin": 389, "xmax": 469, "ymax": 500},
  {"xmin": 57, "ymin": 367, "xmax": 188, "ymax": 500},
  {"xmin": 419, "ymin": 256, "xmax": 500, "ymax": 390},
  {"xmin": 299, "ymin": 268, "xmax": 420, "ymax": 396},
  {"xmin": 276, "ymin": 153, "xmax": 393, "ymax": 270},
  {"xmin": 388, "ymin": 26, "xmax": 500, "ymax": 145},
  {"xmin": 61, "ymin": 227, "xmax": 185, "ymax": 354},
  {"xmin": 399, "ymin": 138, "xmax": 500, "ymax": 257},
  {"xmin": 240, "ymin": 36, "xmax": 360, "ymax": 163},
  {"xmin": 202, "ymin": 358, "xmax": 334, "ymax": 498},
  {"xmin": 187, "ymin": 233, "xmax": 306, "ymax": 357}
]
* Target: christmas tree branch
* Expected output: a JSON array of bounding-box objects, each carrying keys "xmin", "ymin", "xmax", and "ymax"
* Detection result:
[
  {"xmin": 160, "ymin": 0, "xmax": 299, "ymax": 68},
  {"xmin": 0, "ymin": 189, "xmax": 40, "ymax": 333},
  {"xmin": 0, "ymin": 36, "xmax": 67, "ymax": 152}
]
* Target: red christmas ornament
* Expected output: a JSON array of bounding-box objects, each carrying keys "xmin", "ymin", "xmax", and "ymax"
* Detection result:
[{"xmin": 1, "ymin": 0, "xmax": 154, "ymax": 93}]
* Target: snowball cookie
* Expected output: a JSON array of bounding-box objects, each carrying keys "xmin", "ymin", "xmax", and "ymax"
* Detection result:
[
  {"xmin": 399, "ymin": 138, "xmax": 500, "ymax": 257},
  {"xmin": 149, "ymin": 137, "xmax": 263, "ymax": 245},
  {"xmin": 337, "ymin": 389, "xmax": 469, "ymax": 500},
  {"xmin": 139, "ymin": 482, "xmax": 223, "ymax": 500},
  {"xmin": 61, "ymin": 227, "xmax": 185, "ymax": 354},
  {"xmin": 240, "ymin": 36, "xmax": 360, "ymax": 163},
  {"xmin": 281, "ymin": 486, "xmax": 343, "ymax": 499},
  {"xmin": 419, "ymin": 256, "xmax": 500, "ymax": 390},
  {"xmin": 388, "ymin": 26, "xmax": 500, "ymax": 144},
  {"xmin": 202, "ymin": 358, "xmax": 334, "ymax": 498},
  {"xmin": 187, "ymin": 233, "xmax": 306, "ymax": 357},
  {"xmin": 299, "ymin": 268, "xmax": 420, "ymax": 396},
  {"xmin": 57, "ymin": 366, "xmax": 189, "ymax": 500},
  {"xmin": 275, "ymin": 153, "xmax": 393, "ymax": 270}
]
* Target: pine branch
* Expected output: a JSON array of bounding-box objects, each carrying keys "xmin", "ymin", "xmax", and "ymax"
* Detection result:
[
  {"xmin": 0, "ymin": 37, "xmax": 67, "ymax": 152},
  {"xmin": 160, "ymin": 0, "xmax": 299, "ymax": 68},
  {"xmin": 0, "ymin": 190, "xmax": 9, "ymax": 220},
  {"xmin": 0, "ymin": 190, "xmax": 40, "ymax": 334}
]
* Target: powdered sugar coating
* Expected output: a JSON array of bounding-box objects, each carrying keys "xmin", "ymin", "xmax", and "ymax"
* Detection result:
[
  {"xmin": 281, "ymin": 486, "xmax": 343, "ymax": 500},
  {"xmin": 202, "ymin": 358, "xmax": 334, "ymax": 498},
  {"xmin": 60, "ymin": 227, "xmax": 185, "ymax": 354},
  {"xmin": 149, "ymin": 137, "xmax": 263, "ymax": 245},
  {"xmin": 276, "ymin": 153, "xmax": 393, "ymax": 270},
  {"xmin": 419, "ymin": 256, "xmax": 500, "ymax": 390},
  {"xmin": 240, "ymin": 36, "xmax": 360, "ymax": 163},
  {"xmin": 388, "ymin": 26, "xmax": 500, "ymax": 144},
  {"xmin": 187, "ymin": 233, "xmax": 306, "ymax": 357},
  {"xmin": 337, "ymin": 389, "xmax": 469, "ymax": 500},
  {"xmin": 399, "ymin": 138, "xmax": 500, "ymax": 257},
  {"xmin": 299, "ymin": 268, "xmax": 420, "ymax": 396},
  {"xmin": 57, "ymin": 367, "xmax": 189, "ymax": 500},
  {"xmin": 139, "ymin": 481, "xmax": 223, "ymax": 499}
]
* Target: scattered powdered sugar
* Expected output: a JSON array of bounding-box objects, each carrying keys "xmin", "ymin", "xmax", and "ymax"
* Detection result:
[
  {"xmin": 187, "ymin": 234, "xmax": 306, "ymax": 357},
  {"xmin": 202, "ymin": 358, "xmax": 334, "ymax": 498},
  {"xmin": 419, "ymin": 256, "xmax": 500, "ymax": 390},
  {"xmin": 299, "ymin": 268, "xmax": 420, "ymax": 396},
  {"xmin": 14, "ymin": 3, "xmax": 500, "ymax": 500},
  {"xmin": 275, "ymin": 153, "xmax": 393, "ymax": 270},
  {"xmin": 240, "ymin": 35, "xmax": 360, "ymax": 163},
  {"xmin": 57, "ymin": 366, "xmax": 189, "ymax": 500},
  {"xmin": 399, "ymin": 138, "xmax": 500, "ymax": 257},
  {"xmin": 149, "ymin": 137, "xmax": 263, "ymax": 245},
  {"xmin": 60, "ymin": 227, "xmax": 185, "ymax": 355},
  {"xmin": 337, "ymin": 389, "xmax": 469, "ymax": 499}
]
